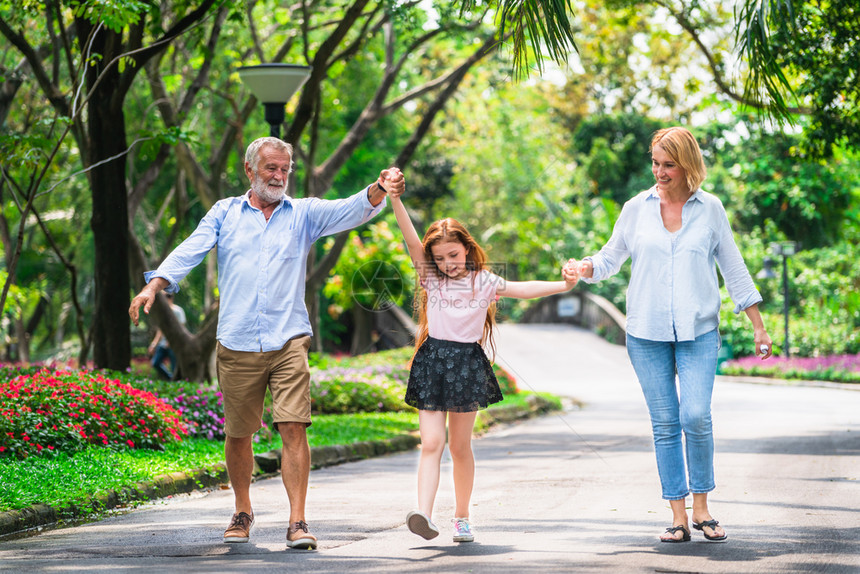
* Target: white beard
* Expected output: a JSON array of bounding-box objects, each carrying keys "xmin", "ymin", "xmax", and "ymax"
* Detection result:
[{"xmin": 251, "ymin": 174, "xmax": 287, "ymax": 204}]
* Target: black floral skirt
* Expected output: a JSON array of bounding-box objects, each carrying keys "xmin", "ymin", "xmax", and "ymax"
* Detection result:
[{"xmin": 405, "ymin": 337, "xmax": 503, "ymax": 412}]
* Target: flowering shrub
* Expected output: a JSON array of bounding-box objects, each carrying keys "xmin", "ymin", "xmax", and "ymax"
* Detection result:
[
  {"xmin": 0, "ymin": 368, "xmax": 188, "ymax": 459},
  {"xmin": 310, "ymin": 365, "xmax": 410, "ymax": 414},
  {"xmin": 171, "ymin": 390, "xmax": 226, "ymax": 440},
  {"xmin": 109, "ymin": 372, "xmax": 227, "ymax": 441},
  {"xmin": 0, "ymin": 345, "xmax": 519, "ymax": 459},
  {"xmin": 720, "ymin": 353, "xmax": 860, "ymax": 383},
  {"xmin": 494, "ymin": 364, "xmax": 519, "ymax": 395}
]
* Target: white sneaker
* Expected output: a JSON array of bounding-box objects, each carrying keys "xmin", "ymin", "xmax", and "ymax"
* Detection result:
[
  {"xmin": 452, "ymin": 517, "xmax": 474, "ymax": 542},
  {"xmin": 406, "ymin": 510, "xmax": 440, "ymax": 540}
]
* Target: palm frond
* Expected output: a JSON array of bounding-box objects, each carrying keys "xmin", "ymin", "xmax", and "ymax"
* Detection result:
[
  {"xmin": 733, "ymin": 0, "xmax": 797, "ymax": 124},
  {"xmin": 461, "ymin": 0, "xmax": 578, "ymax": 78}
]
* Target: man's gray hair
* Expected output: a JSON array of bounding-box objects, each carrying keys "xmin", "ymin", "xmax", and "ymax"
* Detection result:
[{"xmin": 245, "ymin": 137, "xmax": 294, "ymax": 174}]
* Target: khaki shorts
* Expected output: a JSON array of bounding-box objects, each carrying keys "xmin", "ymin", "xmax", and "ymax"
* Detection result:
[{"xmin": 216, "ymin": 336, "xmax": 312, "ymax": 438}]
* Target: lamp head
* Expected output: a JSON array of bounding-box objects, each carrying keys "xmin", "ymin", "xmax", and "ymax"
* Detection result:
[{"xmin": 238, "ymin": 64, "xmax": 312, "ymax": 137}]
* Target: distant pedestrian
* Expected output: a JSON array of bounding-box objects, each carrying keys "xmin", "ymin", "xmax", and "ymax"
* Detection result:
[
  {"xmin": 389, "ymin": 186, "xmax": 580, "ymax": 543},
  {"xmin": 565, "ymin": 126, "xmax": 773, "ymax": 543},
  {"xmin": 146, "ymin": 292, "xmax": 186, "ymax": 380},
  {"xmin": 129, "ymin": 136, "xmax": 404, "ymax": 550}
]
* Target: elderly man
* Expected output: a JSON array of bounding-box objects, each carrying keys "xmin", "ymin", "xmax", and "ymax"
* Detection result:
[{"xmin": 130, "ymin": 136, "xmax": 404, "ymax": 550}]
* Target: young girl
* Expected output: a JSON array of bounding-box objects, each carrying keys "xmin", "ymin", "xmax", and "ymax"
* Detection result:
[{"xmin": 388, "ymin": 187, "xmax": 580, "ymax": 543}]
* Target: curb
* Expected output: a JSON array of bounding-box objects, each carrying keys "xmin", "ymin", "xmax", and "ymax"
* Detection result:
[
  {"xmin": 717, "ymin": 374, "xmax": 860, "ymax": 392},
  {"xmin": 0, "ymin": 464, "xmax": 231, "ymax": 537}
]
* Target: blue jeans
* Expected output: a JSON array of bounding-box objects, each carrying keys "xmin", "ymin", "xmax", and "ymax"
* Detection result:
[
  {"xmin": 152, "ymin": 345, "xmax": 176, "ymax": 380},
  {"xmin": 626, "ymin": 329, "xmax": 721, "ymax": 500}
]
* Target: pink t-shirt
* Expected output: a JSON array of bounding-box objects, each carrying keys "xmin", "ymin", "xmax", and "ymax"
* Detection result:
[{"xmin": 422, "ymin": 269, "xmax": 502, "ymax": 343}]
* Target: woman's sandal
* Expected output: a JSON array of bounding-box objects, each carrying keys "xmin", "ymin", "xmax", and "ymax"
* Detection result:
[
  {"xmin": 660, "ymin": 524, "xmax": 691, "ymax": 543},
  {"xmin": 692, "ymin": 519, "xmax": 728, "ymax": 541}
]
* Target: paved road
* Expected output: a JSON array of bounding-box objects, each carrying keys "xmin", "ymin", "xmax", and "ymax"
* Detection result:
[{"xmin": 1, "ymin": 324, "xmax": 858, "ymax": 573}]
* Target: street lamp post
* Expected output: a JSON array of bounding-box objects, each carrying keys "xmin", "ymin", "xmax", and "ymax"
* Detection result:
[
  {"xmin": 237, "ymin": 64, "xmax": 312, "ymax": 138},
  {"xmin": 758, "ymin": 241, "xmax": 797, "ymax": 357}
]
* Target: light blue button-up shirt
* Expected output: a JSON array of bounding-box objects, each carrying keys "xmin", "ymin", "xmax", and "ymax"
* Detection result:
[
  {"xmin": 584, "ymin": 187, "xmax": 761, "ymax": 342},
  {"xmin": 144, "ymin": 187, "xmax": 385, "ymax": 352}
]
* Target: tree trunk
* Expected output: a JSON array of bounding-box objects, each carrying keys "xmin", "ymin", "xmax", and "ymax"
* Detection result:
[
  {"xmin": 171, "ymin": 302, "xmax": 219, "ymax": 382},
  {"xmin": 350, "ymin": 305, "xmax": 374, "ymax": 356},
  {"xmin": 13, "ymin": 318, "xmax": 29, "ymax": 362},
  {"xmin": 89, "ymin": 73, "xmax": 131, "ymax": 371}
]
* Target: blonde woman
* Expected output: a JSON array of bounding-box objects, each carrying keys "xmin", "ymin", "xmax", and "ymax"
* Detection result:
[{"xmin": 566, "ymin": 127, "xmax": 773, "ymax": 543}]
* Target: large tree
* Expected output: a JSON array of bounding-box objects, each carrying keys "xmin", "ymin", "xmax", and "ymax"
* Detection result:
[{"xmin": 1, "ymin": 0, "xmax": 222, "ymax": 370}]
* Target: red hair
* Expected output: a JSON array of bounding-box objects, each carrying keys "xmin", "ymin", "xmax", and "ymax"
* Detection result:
[{"xmin": 411, "ymin": 218, "xmax": 498, "ymax": 363}]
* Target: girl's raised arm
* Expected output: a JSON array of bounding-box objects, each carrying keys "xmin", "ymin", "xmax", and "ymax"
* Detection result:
[{"xmin": 388, "ymin": 186, "xmax": 429, "ymax": 281}]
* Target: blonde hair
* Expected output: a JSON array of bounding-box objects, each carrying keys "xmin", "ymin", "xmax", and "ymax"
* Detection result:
[
  {"xmin": 650, "ymin": 127, "xmax": 706, "ymax": 192},
  {"xmin": 412, "ymin": 218, "xmax": 498, "ymax": 362}
]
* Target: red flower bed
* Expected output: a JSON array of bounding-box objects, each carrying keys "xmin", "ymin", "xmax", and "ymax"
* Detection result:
[{"xmin": 0, "ymin": 368, "xmax": 188, "ymax": 459}]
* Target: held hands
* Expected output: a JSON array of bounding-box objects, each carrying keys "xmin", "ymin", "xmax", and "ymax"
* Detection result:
[
  {"xmin": 378, "ymin": 167, "xmax": 405, "ymax": 199},
  {"xmin": 565, "ymin": 258, "xmax": 593, "ymax": 279},
  {"xmin": 562, "ymin": 259, "xmax": 581, "ymax": 288}
]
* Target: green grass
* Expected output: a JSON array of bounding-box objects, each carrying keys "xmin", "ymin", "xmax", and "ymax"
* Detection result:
[
  {"xmin": 0, "ymin": 412, "xmax": 418, "ymax": 513},
  {"xmin": 309, "ymin": 412, "xmax": 417, "ymax": 445},
  {"xmin": 503, "ymin": 391, "xmax": 562, "ymax": 411},
  {"xmin": 0, "ymin": 440, "xmax": 225, "ymax": 512},
  {"xmin": 0, "ymin": 393, "xmax": 557, "ymax": 514}
]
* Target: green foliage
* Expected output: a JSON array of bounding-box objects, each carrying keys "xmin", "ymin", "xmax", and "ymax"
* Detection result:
[
  {"xmin": 550, "ymin": 0, "xmax": 711, "ymax": 124},
  {"xmin": 729, "ymin": 131, "xmax": 857, "ymax": 248},
  {"xmin": 434, "ymin": 76, "xmax": 597, "ymax": 313},
  {"xmin": 310, "ymin": 348, "xmax": 412, "ymax": 414},
  {"xmin": 721, "ymin": 286, "xmax": 860, "ymax": 360},
  {"xmin": 493, "ymin": 363, "xmax": 519, "ymax": 395},
  {"xmin": 333, "ymin": 346, "xmax": 414, "ymax": 368},
  {"xmin": 570, "ymin": 113, "xmax": 663, "ymax": 204},
  {"xmin": 495, "ymin": 0, "xmax": 578, "ymax": 77},
  {"xmin": 767, "ymin": 0, "xmax": 860, "ymax": 156},
  {"xmin": 733, "ymin": 0, "xmax": 796, "ymax": 124},
  {"xmin": 0, "ymin": 367, "xmax": 188, "ymax": 459},
  {"xmin": 0, "ymin": 271, "xmax": 43, "ymax": 323},
  {"xmin": 402, "ymin": 156, "xmax": 457, "ymax": 219},
  {"xmin": 720, "ymin": 362, "xmax": 860, "ymax": 384},
  {"xmin": 310, "ymin": 378, "xmax": 410, "ymax": 415},
  {"xmin": 323, "ymin": 221, "xmax": 414, "ymax": 316},
  {"xmin": 70, "ymin": 0, "xmax": 151, "ymax": 32}
]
